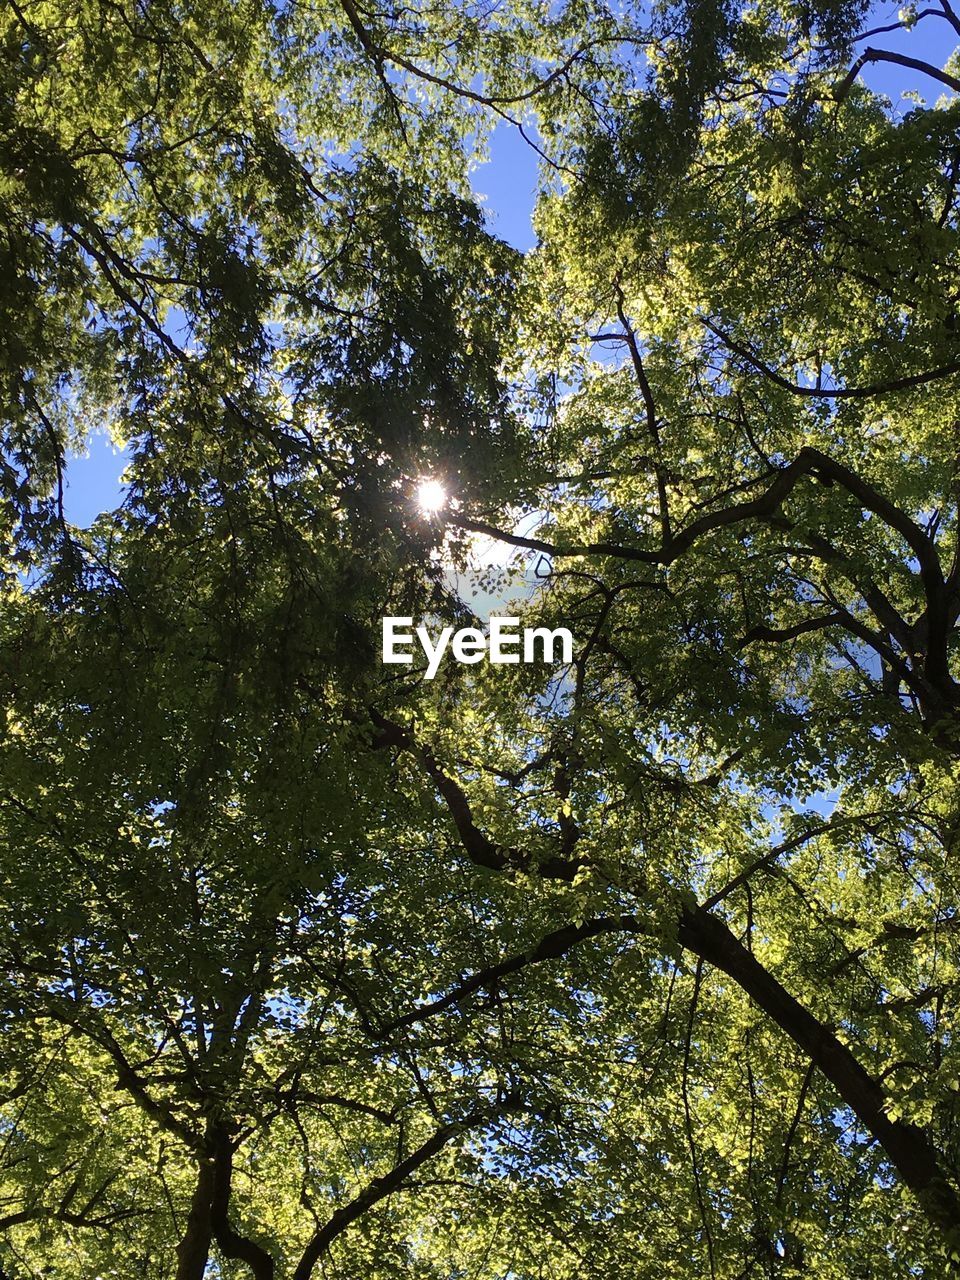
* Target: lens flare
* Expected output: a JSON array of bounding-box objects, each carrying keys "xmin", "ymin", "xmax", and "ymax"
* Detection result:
[{"xmin": 414, "ymin": 478, "xmax": 447, "ymax": 514}]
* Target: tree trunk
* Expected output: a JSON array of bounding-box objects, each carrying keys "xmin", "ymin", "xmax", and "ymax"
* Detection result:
[
  {"xmin": 174, "ymin": 1159, "xmax": 216, "ymax": 1280},
  {"xmin": 210, "ymin": 1129, "xmax": 276, "ymax": 1279}
]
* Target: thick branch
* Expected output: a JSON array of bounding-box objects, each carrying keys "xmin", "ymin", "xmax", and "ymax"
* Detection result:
[
  {"xmin": 175, "ymin": 1159, "xmax": 216, "ymax": 1280},
  {"xmin": 834, "ymin": 47, "xmax": 960, "ymax": 102},
  {"xmin": 455, "ymin": 446, "xmax": 940, "ymax": 579},
  {"xmin": 387, "ymin": 915, "xmax": 638, "ymax": 1032},
  {"xmin": 370, "ymin": 710, "xmax": 580, "ymax": 881},
  {"xmin": 737, "ymin": 613, "xmax": 847, "ymax": 649},
  {"xmin": 679, "ymin": 903, "xmax": 960, "ymax": 1234}
]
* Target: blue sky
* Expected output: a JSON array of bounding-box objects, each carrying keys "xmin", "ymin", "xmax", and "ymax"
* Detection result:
[{"xmin": 63, "ymin": 9, "xmax": 956, "ymax": 525}]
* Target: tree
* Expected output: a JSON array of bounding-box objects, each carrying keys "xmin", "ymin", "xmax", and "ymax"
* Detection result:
[{"xmin": 2, "ymin": 0, "xmax": 960, "ymax": 1276}]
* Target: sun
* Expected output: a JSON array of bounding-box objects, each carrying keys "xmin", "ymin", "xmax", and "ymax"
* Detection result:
[{"xmin": 414, "ymin": 477, "xmax": 447, "ymax": 515}]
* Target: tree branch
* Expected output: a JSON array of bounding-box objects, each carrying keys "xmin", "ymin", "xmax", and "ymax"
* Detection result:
[
  {"xmin": 291, "ymin": 1100, "xmax": 521, "ymax": 1280},
  {"xmin": 210, "ymin": 1131, "xmax": 275, "ymax": 1280},
  {"xmin": 386, "ymin": 915, "xmax": 639, "ymax": 1032},
  {"xmin": 336, "ymin": 0, "xmax": 608, "ymax": 107},
  {"xmin": 703, "ymin": 318, "xmax": 960, "ymax": 399},
  {"xmin": 455, "ymin": 446, "xmax": 941, "ymax": 582},
  {"xmin": 834, "ymin": 47, "xmax": 960, "ymax": 103},
  {"xmin": 678, "ymin": 903, "xmax": 960, "ymax": 1235},
  {"xmin": 369, "ymin": 710, "xmax": 581, "ymax": 881}
]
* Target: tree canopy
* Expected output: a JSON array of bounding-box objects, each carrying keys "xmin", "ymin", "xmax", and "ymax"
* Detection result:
[{"xmin": 3, "ymin": 0, "xmax": 960, "ymax": 1276}]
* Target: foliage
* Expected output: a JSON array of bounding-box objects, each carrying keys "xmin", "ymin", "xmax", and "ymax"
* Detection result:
[{"xmin": 2, "ymin": 0, "xmax": 960, "ymax": 1277}]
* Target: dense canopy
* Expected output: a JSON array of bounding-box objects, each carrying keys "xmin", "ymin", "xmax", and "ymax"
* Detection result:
[{"xmin": 3, "ymin": 0, "xmax": 960, "ymax": 1276}]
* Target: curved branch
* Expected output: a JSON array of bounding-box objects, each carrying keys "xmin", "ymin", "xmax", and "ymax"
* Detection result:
[
  {"xmin": 337, "ymin": 0, "xmax": 608, "ymax": 107},
  {"xmin": 847, "ymin": 9, "xmax": 955, "ymax": 41},
  {"xmin": 387, "ymin": 914, "xmax": 638, "ymax": 1032},
  {"xmin": 291, "ymin": 1099, "xmax": 521, "ymax": 1280},
  {"xmin": 703, "ymin": 318, "xmax": 960, "ymax": 399},
  {"xmin": 455, "ymin": 446, "xmax": 940, "ymax": 580},
  {"xmin": 370, "ymin": 710, "xmax": 580, "ymax": 881},
  {"xmin": 737, "ymin": 612, "xmax": 847, "ymax": 648},
  {"xmin": 834, "ymin": 47, "xmax": 960, "ymax": 102}
]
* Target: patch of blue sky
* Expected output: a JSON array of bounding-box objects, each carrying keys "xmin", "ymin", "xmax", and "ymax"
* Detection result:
[
  {"xmin": 471, "ymin": 125, "xmax": 539, "ymax": 253},
  {"xmin": 855, "ymin": 8, "xmax": 958, "ymax": 103},
  {"xmin": 63, "ymin": 431, "xmax": 131, "ymax": 528}
]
